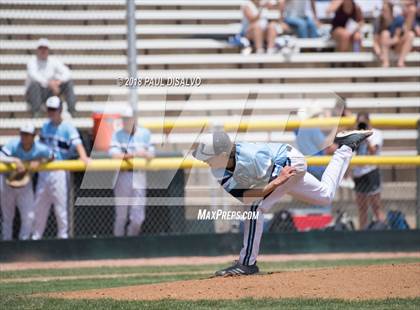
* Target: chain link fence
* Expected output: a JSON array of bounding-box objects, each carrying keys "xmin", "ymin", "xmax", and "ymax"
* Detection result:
[
  {"xmin": 187, "ymin": 165, "xmax": 418, "ymax": 233},
  {"xmin": 0, "ymin": 162, "xmax": 418, "ymax": 240}
]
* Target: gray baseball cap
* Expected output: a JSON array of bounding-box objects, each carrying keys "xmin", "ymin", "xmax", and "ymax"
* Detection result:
[{"xmin": 192, "ymin": 131, "xmax": 233, "ymax": 161}]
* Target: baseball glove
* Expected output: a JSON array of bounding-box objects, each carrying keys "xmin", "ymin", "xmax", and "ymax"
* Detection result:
[{"xmin": 5, "ymin": 170, "xmax": 31, "ymax": 188}]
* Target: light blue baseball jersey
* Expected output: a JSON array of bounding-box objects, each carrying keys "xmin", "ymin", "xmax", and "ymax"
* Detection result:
[
  {"xmin": 40, "ymin": 120, "xmax": 82, "ymax": 160},
  {"xmin": 212, "ymin": 142, "xmax": 290, "ymax": 201},
  {"xmin": 109, "ymin": 127, "xmax": 155, "ymax": 156},
  {"xmin": 0, "ymin": 138, "xmax": 53, "ymax": 161}
]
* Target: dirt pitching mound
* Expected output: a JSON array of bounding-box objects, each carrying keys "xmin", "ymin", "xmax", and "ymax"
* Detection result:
[{"xmin": 48, "ymin": 263, "xmax": 420, "ymax": 301}]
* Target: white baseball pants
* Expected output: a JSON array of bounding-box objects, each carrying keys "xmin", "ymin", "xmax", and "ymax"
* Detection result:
[
  {"xmin": 239, "ymin": 145, "xmax": 353, "ymax": 266},
  {"xmin": 32, "ymin": 170, "xmax": 69, "ymax": 239},
  {"xmin": 0, "ymin": 178, "xmax": 35, "ymax": 240},
  {"xmin": 113, "ymin": 171, "xmax": 146, "ymax": 237}
]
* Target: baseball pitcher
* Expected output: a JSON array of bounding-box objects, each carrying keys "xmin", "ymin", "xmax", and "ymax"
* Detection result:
[{"xmin": 193, "ymin": 129, "xmax": 372, "ymax": 276}]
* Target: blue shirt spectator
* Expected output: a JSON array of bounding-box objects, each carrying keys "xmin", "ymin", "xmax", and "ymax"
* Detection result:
[{"xmin": 295, "ymin": 127, "xmax": 326, "ymax": 180}]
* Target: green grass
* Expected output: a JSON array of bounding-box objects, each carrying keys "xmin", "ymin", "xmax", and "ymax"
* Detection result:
[
  {"xmin": 1, "ymin": 257, "xmax": 419, "ymax": 309},
  {"xmin": 0, "ymin": 274, "xmax": 205, "ymax": 295},
  {"xmin": 2, "ymin": 296, "xmax": 420, "ymax": 310},
  {"xmin": 2, "ymin": 256, "xmax": 419, "ymax": 280}
]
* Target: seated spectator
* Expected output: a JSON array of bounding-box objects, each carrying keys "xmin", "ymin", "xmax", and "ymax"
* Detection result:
[
  {"xmin": 279, "ymin": 0, "xmax": 320, "ymax": 38},
  {"xmin": 373, "ymin": 1, "xmax": 415, "ymax": 67},
  {"xmin": 241, "ymin": 0, "xmax": 281, "ymax": 54},
  {"xmin": 352, "ymin": 112, "xmax": 385, "ymax": 230},
  {"xmin": 399, "ymin": 0, "xmax": 417, "ymax": 31},
  {"xmin": 25, "ymin": 38, "xmax": 77, "ymax": 117},
  {"xmin": 415, "ymin": 0, "xmax": 420, "ymax": 36},
  {"xmin": 328, "ymin": 0, "xmax": 364, "ymax": 52}
]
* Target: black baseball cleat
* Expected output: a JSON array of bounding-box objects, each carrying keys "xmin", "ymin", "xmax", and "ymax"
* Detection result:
[
  {"xmin": 334, "ymin": 130, "xmax": 373, "ymax": 151},
  {"xmin": 214, "ymin": 261, "xmax": 259, "ymax": 277}
]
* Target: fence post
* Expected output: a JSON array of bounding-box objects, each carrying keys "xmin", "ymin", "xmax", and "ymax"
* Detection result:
[
  {"xmin": 417, "ymin": 120, "xmax": 420, "ymax": 229},
  {"xmin": 68, "ymin": 172, "xmax": 75, "ymax": 238},
  {"xmin": 126, "ymin": 0, "xmax": 138, "ymax": 115}
]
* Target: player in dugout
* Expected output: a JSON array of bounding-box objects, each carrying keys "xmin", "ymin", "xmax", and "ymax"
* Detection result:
[
  {"xmin": 109, "ymin": 108, "xmax": 155, "ymax": 237},
  {"xmin": 31, "ymin": 96, "xmax": 89, "ymax": 240},
  {"xmin": 0, "ymin": 124, "xmax": 53, "ymax": 240}
]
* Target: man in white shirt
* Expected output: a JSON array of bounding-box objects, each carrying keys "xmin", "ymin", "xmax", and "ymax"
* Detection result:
[{"xmin": 25, "ymin": 38, "xmax": 77, "ymax": 117}]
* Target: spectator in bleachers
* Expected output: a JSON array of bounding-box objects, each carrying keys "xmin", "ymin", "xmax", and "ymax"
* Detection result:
[
  {"xmin": 415, "ymin": 1, "xmax": 420, "ymax": 36},
  {"xmin": 352, "ymin": 112, "xmax": 385, "ymax": 230},
  {"xmin": 26, "ymin": 38, "xmax": 77, "ymax": 117},
  {"xmin": 241, "ymin": 0, "xmax": 281, "ymax": 54},
  {"xmin": 0, "ymin": 124, "xmax": 53, "ymax": 240},
  {"xmin": 400, "ymin": 0, "xmax": 418, "ymax": 28},
  {"xmin": 109, "ymin": 108, "xmax": 155, "ymax": 237},
  {"xmin": 373, "ymin": 1, "xmax": 415, "ymax": 67},
  {"xmin": 295, "ymin": 106, "xmax": 337, "ymax": 180},
  {"xmin": 279, "ymin": 0, "xmax": 320, "ymax": 38},
  {"xmin": 328, "ymin": 0, "xmax": 364, "ymax": 52}
]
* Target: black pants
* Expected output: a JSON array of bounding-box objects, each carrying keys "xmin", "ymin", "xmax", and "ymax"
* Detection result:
[
  {"xmin": 25, "ymin": 80, "xmax": 77, "ymax": 114},
  {"xmin": 354, "ymin": 169, "xmax": 381, "ymax": 195}
]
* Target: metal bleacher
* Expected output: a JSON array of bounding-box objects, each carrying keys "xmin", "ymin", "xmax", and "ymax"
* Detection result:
[
  {"xmin": 0, "ymin": 0, "xmax": 419, "ymax": 152},
  {"xmin": 0, "ymin": 0, "xmax": 419, "ymax": 214}
]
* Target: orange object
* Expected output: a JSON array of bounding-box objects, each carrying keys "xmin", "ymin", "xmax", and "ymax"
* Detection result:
[
  {"xmin": 292, "ymin": 214, "xmax": 333, "ymax": 232},
  {"xmin": 92, "ymin": 112, "xmax": 120, "ymax": 151}
]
